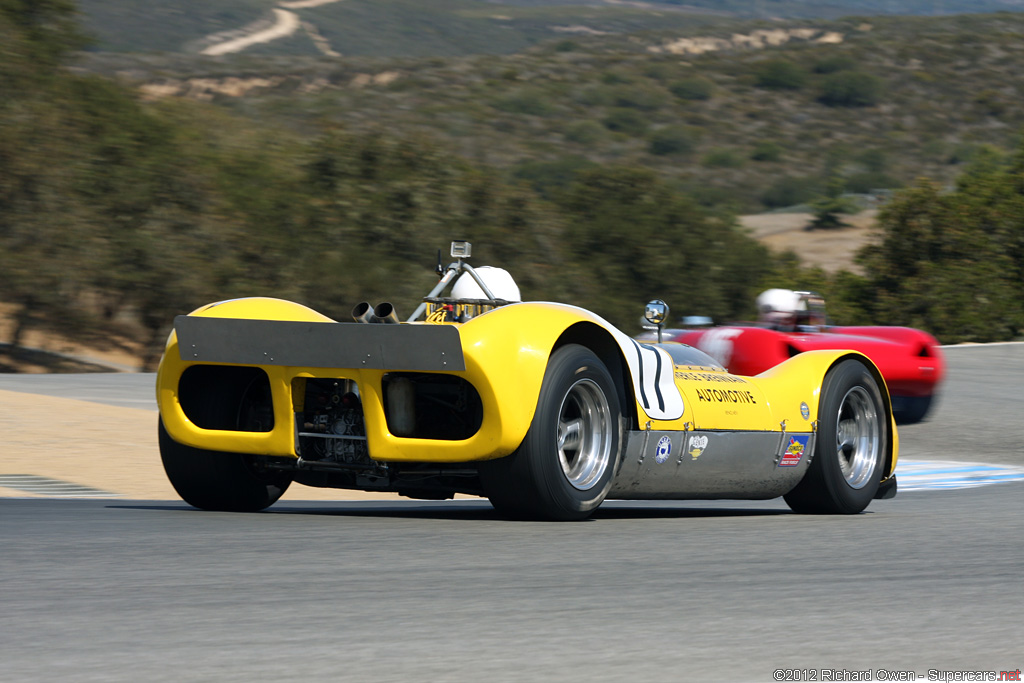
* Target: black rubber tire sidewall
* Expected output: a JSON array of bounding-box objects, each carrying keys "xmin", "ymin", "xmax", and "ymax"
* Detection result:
[
  {"xmin": 159, "ymin": 369, "xmax": 291, "ymax": 512},
  {"xmin": 784, "ymin": 359, "xmax": 887, "ymax": 514},
  {"xmin": 481, "ymin": 344, "xmax": 621, "ymax": 521},
  {"xmin": 159, "ymin": 419, "xmax": 290, "ymax": 512}
]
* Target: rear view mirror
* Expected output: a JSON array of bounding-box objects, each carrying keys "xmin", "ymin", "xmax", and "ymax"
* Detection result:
[{"xmin": 644, "ymin": 299, "xmax": 669, "ymax": 326}]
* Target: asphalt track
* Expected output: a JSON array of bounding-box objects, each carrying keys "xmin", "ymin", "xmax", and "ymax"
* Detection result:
[{"xmin": 1, "ymin": 345, "xmax": 1023, "ymax": 682}]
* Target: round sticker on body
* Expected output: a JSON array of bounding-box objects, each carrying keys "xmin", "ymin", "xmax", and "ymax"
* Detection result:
[{"xmin": 655, "ymin": 436, "xmax": 672, "ymax": 464}]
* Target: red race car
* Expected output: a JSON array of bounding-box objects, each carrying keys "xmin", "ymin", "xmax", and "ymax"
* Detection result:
[{"xmin": 646, "ymin": 290, "xmax": 944, "ymax": 424}]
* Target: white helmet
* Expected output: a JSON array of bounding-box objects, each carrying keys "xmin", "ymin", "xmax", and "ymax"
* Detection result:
[
  {"xmin": 757, "ymin": 288, "xmax": 802, "ymax": 316},
  {"xmin": 452, "ymin": 266, "xmax": 521, "ymax": 302},
  {"xmin": 756, "ymin": 288, "xmax": 804, "ymax": 328}
]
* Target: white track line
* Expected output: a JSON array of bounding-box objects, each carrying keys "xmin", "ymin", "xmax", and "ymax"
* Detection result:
[
  {"xmin": 0, "ymin": 475, "xmax": 122, "ymax": 498},
  {"xmin": 895, "ymin": 459, "xmax": 1024, "ymax": 492}
]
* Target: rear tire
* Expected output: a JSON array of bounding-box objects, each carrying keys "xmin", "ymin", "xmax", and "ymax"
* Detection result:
[
  {"xmin": 160, "ymin": 421, "xmax": 291, "ymax": 512},
  {"xmin": 159, "ymin": 369, "xmax": 291, "ymax": 512},
  {"xmin": 480, "ymin": 344, "xmax": 621, "ymax": 521},
  {"xmin": 784, "ymin": 359, "xmax": 887, "ymax": 514}
]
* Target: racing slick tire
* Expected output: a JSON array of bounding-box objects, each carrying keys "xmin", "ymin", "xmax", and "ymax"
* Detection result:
[
  {"xmin": 480, "ymin": 344, "xmax": 622, "ymax": 521},
  {"xmin": 159, "ymin": 369, "xmax": 291, "ymax": 512},
  {"xmin": 784, "ymin": 359, "xmax": 887, "ymax": 515}
]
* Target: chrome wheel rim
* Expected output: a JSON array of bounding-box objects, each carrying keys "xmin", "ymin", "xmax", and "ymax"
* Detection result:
[
  {"xmin": 834, "ymin": 386, "xmax": 880, "ymax": 489},
  {"xmin": 556, "ymin": 378, "xmax": 613, "ymax": 491}
]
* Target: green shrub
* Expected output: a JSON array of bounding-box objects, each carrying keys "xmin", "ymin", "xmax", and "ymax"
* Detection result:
[
  {"xmin": 573, "ymin": 85, "xmax": 612, "ymax": 107},
  {"xmin": 754, "ymin": 59, "xmax": 806, "ymax": 90},
  {"xmin": 643, "ymin": 63, "xmax": 675, "ymax": 82},
  {"xmin": 857, "ymin": 148, "xmax": 888, "ymax": 173},
  {"xmin": 602, "ymin": 108, "xmax": 649, "ymax": 136},
  {"xmin": 845, "ymin": 171, "xmax": 898, "ymax": 194},
  {"xmin": 812, "ymin": 54, "xmax": 856, "ymax": 74},
  {"xmin": 818, "ymin": 71, "xmax": 882, "ymax": 107},
  {"xmin": 491, "ymin": 88, "xmax": 555, "ymax": 116},
  {"xmin": 648, "ymin": 126, "xmax": 696, "ymax": 156},
  {"xmin": 975, "ymin": 89, "xmax": 1009, "ymax": 117},
  {"xmin": 600, "ymin": 70, "xmax": 633, "ymax": 85},
  {"xmin": 946, "ymin": 143, "xmax": 982, "ymax": 165},
  {"xmin": 607, "ymin": 84, "xmax": 668, "ymax": 111},
  {"xmin": 511, "ymin": 156, "xmax": 598, "ymax": 198},
  {"xmin": 669, "ymin": 77, "xmax": 714, "ymax": 101},
  {"xmin": 761, "ymin": 175, "xmax": 823, "ymax": 209},
  {"xmin": 701, "ymin": 148, "xmax": 744, "ymax": 169},
  {"xmin": 750, "ymin": 141, "xmax": 783, "ymax": 162},
  {"xmin": 564, "ymin": 120, "xmax": 605, "ymax": 145}
]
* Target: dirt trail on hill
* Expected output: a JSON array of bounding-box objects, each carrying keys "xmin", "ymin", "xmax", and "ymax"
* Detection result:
[
  {"xmin": 200, "ymin": 0, "xmax": 346, "ymax": 56},
  {"xmin": 202, "ymin": 9, "xmax": 301, "ymax": 56}
]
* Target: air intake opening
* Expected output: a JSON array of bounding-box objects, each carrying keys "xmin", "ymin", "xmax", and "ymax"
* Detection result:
[
  {"xmin": 382, "ymin": 373, "xmax": 483, "ymax": 440},
  {"xmin": 179, "ymin": 365, "xmax": 274, "ymax": 432}
]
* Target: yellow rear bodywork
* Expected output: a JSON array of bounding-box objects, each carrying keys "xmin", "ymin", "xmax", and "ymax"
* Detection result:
[{"xmin": 157, "ymin": 297, "xmax": 897, "ymax": 481}]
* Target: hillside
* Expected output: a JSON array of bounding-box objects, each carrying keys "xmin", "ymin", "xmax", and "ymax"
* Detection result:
[
  {"xmin": 76, "ymin": 0, "xmax": 1024, "ymax": 57},
  {"xmin": 80, "ymin": 11, "xmax": 1024, "ymax": 212},
  {"xmin": 5, "ymin": 1, "xmax": 1024, "ymax": 373}
]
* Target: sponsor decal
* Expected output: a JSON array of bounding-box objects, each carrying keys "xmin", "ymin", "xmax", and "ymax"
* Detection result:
[
  {"xmin": 655, "ymin": 436, "xmax": 672, "ymax": 464},
  {"xmin": 779, "ymin": 435, "xmax": 809, "ymax": 467},
  {"xmin": 693, "ymin": 387, "xmax": 757, "ymax": 405},
  {"xmin": 688, "ymin": 434, "xmax": 709, "ymax": 460},
  {"xmin": 674, "ymin": 371, "xmax": 748, "ymax": 384},
  {"xmin": 800, "ymin": 402, "xmax": 810, "ymax": 420}
]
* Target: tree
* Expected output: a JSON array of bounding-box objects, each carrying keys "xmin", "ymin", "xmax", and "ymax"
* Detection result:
[
  {"xmin": 556, "ymin": 166, "xmax": 771, "ymax": 328},
  {"xmin": 0, "ymin": 0, "xmax": 86, "ymax": 87},
  {"xmin": 856, "ymin": 155, "xmax": 1024, "ymax": 343},
  {"xmin": 808, "ymin": 175, "xmax": 856, "ymax": 229}
]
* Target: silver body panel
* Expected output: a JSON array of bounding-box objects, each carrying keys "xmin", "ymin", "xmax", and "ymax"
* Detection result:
[{"xmin": 609, "ymin": 429, "xmax": 816, "ymax": 499}]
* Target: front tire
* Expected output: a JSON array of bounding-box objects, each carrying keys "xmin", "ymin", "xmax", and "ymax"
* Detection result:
[
  {"xmin": 480, "ymin": 344, "xmax": 621, "ymax": 521},
  {"xmin": 784, "ymin": 359, "xmax": 887, "ymax": 514}
]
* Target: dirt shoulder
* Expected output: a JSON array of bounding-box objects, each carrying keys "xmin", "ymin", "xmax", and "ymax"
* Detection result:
[{"xmin": 0, "ymin": 389, "xmax": 402, "ymax": 501}]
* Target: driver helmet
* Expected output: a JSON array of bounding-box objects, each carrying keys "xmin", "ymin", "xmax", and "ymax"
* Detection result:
[
  {"xmin": 756, "ymin": 288, "xmax": 802, "ymax": 328},
  {"xmin": 452, "ymin": 266, "xmax": 521, "ymax": 302}
]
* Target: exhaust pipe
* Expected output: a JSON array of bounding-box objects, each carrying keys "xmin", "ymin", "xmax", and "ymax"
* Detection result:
[
  {"xmin": 373, "ymin": 302, "xmax": 400, "ymax": 324},
  {"xmin": 352, "ymin": 302, "xmax": 375, "ymax": 324},
  {"xmin": 352, "ymin": 301, "xmax": 401, "ymax": 324}
]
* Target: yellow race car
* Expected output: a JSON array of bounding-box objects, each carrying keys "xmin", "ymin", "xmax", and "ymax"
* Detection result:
[{"xmin": 156, "ymin": 242, "xmax": 898, "ymax": 520}]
